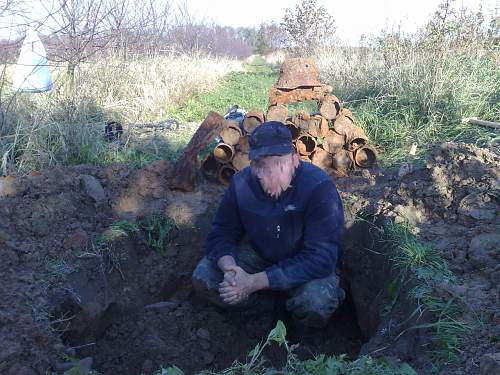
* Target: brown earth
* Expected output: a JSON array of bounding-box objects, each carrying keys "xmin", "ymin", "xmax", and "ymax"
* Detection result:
[{"xmin": 0, "ymin": 142, "xmax": 498, "ymax": 374}]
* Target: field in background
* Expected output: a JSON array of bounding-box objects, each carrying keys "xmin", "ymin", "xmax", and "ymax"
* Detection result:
[
  {"xmin": 315, "ymin": 43, "xmax": 499, "ymax": 165},
  {"xmin": 0, "ymin": 53, "xmax": 242, "ymax": 173}
]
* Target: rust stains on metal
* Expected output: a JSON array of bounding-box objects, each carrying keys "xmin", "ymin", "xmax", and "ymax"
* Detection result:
[
  {"xmin": 276, "ymin": 58, "xmax": 322, "ymax": 89},
  {"xmin": 242, "ymin": 109, "xmax": 265, "ymax": 134},
  {"xmin": 219, "ymin": 121, "xmax": 242, "ymax": 145},
  {"xmin": 266, "ymin": 104, "xmax": 288, "ymax": 123},
  {"xmin": 354, "ymin": 146, "xmax": 377, "ymax": 168},
  {"xmin": 214, "ymin": 142, "xmax": 235, "ymax": 163},
  {"xmin": 269, "ymin": 85, "xmax": 332, "ymax": 106},
  {"xmin": 296, "ymin": 133, "xmax": 317, "ymax": 155}
]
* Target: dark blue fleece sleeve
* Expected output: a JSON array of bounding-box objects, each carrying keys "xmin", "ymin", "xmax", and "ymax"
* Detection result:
[
  {"xmin": 204, "ymin": 182, "xmax": 245, "ymax": 263},
  {"xmin": 265, "ymin": 181, "xmax": 344, "ymax": 290}
]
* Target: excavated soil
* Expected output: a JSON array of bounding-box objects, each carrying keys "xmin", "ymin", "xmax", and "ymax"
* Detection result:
[{"xmin": 0, "ymin": 142, "xmax": 498, "ymax": 374}]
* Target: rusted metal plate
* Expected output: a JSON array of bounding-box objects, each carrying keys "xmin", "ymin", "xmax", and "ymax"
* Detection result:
[
  {"xmin": 269, "ymin": 85, "xmax": 332, "ymax": 106},
  {"xmin": 276, "ymin": 58, "xmax": 322, "ymax": 89},
  {"xmin": 170, "ymin": 111, "xmax": 225, "ymax": 191}
]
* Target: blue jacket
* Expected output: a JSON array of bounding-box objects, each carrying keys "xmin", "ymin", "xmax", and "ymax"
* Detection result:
[{"xmin": 205, "ymin": 161, "xmax": 344, "ymax": 290}]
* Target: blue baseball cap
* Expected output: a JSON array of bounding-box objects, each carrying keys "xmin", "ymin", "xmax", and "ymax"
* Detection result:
[{"xmin": 248, "ymin": 121, "xmax": 294, "ymax": 161}]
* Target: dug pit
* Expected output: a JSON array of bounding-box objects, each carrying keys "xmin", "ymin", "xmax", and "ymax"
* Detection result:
[{"xmin": 47, "ymin": 205, "xmax": 399, "ymax": 375}]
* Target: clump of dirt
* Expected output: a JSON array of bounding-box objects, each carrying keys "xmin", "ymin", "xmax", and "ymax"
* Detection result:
[
  {"xmin": 0, "ymin": 142, "xmax": 498, "ymax": 375},
  {"xmin": 337, "ymin": 142, "xmax": 499, "ymax": 374}
]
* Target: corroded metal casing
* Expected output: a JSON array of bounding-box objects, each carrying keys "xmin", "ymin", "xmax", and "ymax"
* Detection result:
[{"xmin": 276, "ymin": 58, "xmax": 322, "ymax": 89}]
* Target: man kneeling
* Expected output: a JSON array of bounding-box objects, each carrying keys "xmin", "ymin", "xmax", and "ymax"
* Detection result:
[{"xmin": 192, "ymin": 121, "xmax": 345, "ymax": 327}]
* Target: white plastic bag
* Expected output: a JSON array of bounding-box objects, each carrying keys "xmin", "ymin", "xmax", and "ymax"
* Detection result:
[{"xmin": 12, "ymin": 28, "xmax": 53, "ymax": 93}]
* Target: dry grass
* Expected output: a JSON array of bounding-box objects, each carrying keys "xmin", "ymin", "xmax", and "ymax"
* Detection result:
[
  {"xmin": 0, "ymin": 52, "xmax": 242, "ymax": 174},
  {"xmin": 314, "ymin": 41, "xmax": 499, "ymax": 165}
]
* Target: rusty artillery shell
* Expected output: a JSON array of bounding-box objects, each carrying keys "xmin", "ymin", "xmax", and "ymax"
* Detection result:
[
  {"xmin": 341, "ymin": 108, "xmax": 355, "ymax": 122},
  {"xmin": 307, "ymin": 114, "xmax": 329, "ymax": 138},
  {"xmin": 242, "ymin": 109, "xmax": 265, "ymax": 134},
  {"xmin": 346, "ymin": 127, "xmax": 368, "ymax": 152},
  {"xmin": 292, "ymin": 110, "xmax": 310, "ymax": 132},
  {"xmin": 332, "ymin": 113, "xmax": 357, "ymax": 136},
  {"xmin": 319, "ymin": 95, "xmax": 341, "ymax": 120},
  {"xmin": 218, "ymin": 164, "xmax": 237, "ymax": 186},
  {"xmin": 323, "ymin": 130, "xmax": 345, "ymax": 154},
  {"xmin": 311, "ymin": 147, "xmax": 333, "ymax": 170},
  {"xmin": 237, "ymin": 135, "xmax": 250, "ymax": 153},
  {"xmin": 201, "ymin": 154, "xmax": 220, "ymax": 181},
  {"xmin": 285, "ymin": 120, "xmax": 301, "ymax": 140},
  {"xmin": 296, "ymin": 133, "xmax": 317, "ymax": 156},
  {"xmin": 332, "ymin": 149, "xmax": 353, "ymax": 174},
  {"xmin": 354, "ymin": 145, "xmax": 377, "ymax": 168},
  {"xmin": 219, "ymin": 121, "xmax": 242, "ymax": 146},
  {"xmin": 267, "ymin": 104, "xmax": 288, "ymax": 123},
  {"xmin": 232, "ymin": 152, "xmax": 250, "ymax": 171},
  {"xmin": 213, "ymin": 142, "xmax": 235, "ymax": 163}
]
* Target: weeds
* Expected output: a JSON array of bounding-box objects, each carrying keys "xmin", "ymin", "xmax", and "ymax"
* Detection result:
[
  {"xmin": 140, "ymin": 215, "xmax": 176, "ymax": 255},
  {"xmin": 157, "ymin": 321, "xmax": 418, "ymax": 375},
  {"xmin": 0, "ymin": 52, "xmax": 241, "ymax": 174},
  {"xmin": 383, "ymin": 222, "xmax": 471, "ymax": 365}
]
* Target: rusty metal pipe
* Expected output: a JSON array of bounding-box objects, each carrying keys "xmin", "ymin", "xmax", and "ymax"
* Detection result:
[
  {"xmin": 218, "ymin": 164, "xmax": 237, "ymax": 185},
  {"xmin": 267, "ymin": 104, "xmax": 288, "ymax": 123},
  {"xmin": 346, "ymin": 127, "xmax": 368, "ymax": 152},
  {"xmin": 323, "ymin": 130, "xmax": 345, "ymax": 154},
  {"xmin": 242, "ymin": 109, "xmax": 265, "ymax": 134},
  {"xmin": 354, "ymin": 146, "xmax": 377, "ymax": 168},
  {"xmin": 286, "ymin": 121, "xmax": 301, "ymax": 140},
  {"xmin": 332, "ymin": 149, "xmax": 353, "ymax": 175},
  {"xmin": 307, "ymin": 115, "xmax": 329, "ymax": 138},
  {"xmin": 311, "ymin": 147, "xmax": 333, "ymax": 170},
  {"xmin": 201, "ymin": 154, "xmax": 220, "ymax": 180},
  {"xmin": 292, "ymin": 110, "xmax": 310, "ymax": 132},
  {"xmin": 319, "ymin": 95, "xmax": 341, "ymax": 120},
  {"xmin": 296, "ymin": 133, "xmax": 317, "ymax": 156},
  {"xmin": 213, "ymin": 142, "xmax": 235, "ymax": 163},
  {"xmin": 219, "ymin": 121, "xmax": 242, "ymax": 146}
]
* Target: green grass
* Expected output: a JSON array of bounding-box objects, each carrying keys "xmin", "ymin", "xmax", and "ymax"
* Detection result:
[
  {"xmin": 140, "ymin": 215, "xmax": 176, "ymax": 255},
  {"xmin": 382, "ymin": 223, "xmax": 471, "ymax": 366},
  {"xmin": 166, "ymin": 56, "xmax": 278, "ymax": 123},
  {"xmin": 157, "ymin": 321, "xmax": 418, "ymax": 375}
]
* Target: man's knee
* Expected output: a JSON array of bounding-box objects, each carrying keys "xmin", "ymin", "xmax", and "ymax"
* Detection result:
[{"xmin": 286, "ymin": 273, "xmax": 345, "ymax": 327}]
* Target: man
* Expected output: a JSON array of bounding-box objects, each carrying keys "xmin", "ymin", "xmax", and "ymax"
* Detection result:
[{"xmin": 192, "ymin": 121, "xmax": 345, "ymax": 327}]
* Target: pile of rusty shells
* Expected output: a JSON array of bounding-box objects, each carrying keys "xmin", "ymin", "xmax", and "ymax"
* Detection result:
[{"xmin": 201, "ymin": 58, "xmax": 377, "ymax": 185}]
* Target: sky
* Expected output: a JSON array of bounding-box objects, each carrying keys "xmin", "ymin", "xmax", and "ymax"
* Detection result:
[
  {"xmin": 1, "ymin": 0, "xmax": 498, "ymax": 44},
  {"xmin": 185, "ymin": 0, "xmax": 499, "ymax": 45}
]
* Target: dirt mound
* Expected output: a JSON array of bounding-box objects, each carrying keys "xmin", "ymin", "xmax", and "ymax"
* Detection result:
[
  {"xmin": 0, "ymin": 142, "xmax": 498, "ymax": 374},
  {"xmin": 338, "ymin": 142, "xmax": 499, "ymax": 374}
]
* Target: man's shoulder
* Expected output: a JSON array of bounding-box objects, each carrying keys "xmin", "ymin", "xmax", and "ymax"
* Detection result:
[{"xmin": 298, "ymin": 162, "xmax": 333, "ymax": 186}]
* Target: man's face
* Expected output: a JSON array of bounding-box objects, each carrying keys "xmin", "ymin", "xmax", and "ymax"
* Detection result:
[{"xmin": 251, "ymin": 153, "xmax": 300, "ymax": 198}]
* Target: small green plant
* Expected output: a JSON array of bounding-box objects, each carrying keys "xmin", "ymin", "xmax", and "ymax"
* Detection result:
[
  {"xmin": 157, "ymin": 321, "xmax": 418, "ymax": 375},
  {"xmin": 140, "ymin": 215, "xmax": 176, "ymax": 254},
  {"xmin": 383, "ymin": 222, "xmax": 471, "ymax": 365}
]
